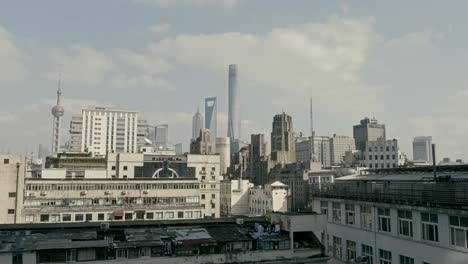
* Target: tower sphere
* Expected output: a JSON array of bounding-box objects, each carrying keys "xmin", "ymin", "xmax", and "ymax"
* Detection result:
[{"xmin": 51, "ymin": 105, "xmax": 65, "ymax": 117}]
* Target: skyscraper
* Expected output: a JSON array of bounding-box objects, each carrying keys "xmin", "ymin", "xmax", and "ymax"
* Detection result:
[
  {"xmin": 227, "ymin": 64, "xmax": 240, "ymax": 144},
  {"xmin": 330, "ymin": 134, "xmax": 356, "ymax": 166},
  {"xmin": 190, "ymin": 128, "xmax": 212, "ymax": 155},
  {"xmin": 51, "ymin": 76, "xmax": 64, "ymax": 154},
  {"xmin": 271, "ymin": 112, "xmax": 296, "ymax": 164},
  {"xmin": 205, "ymin": 97, "xmax": 217, "ymax": 153},
  {"xmin": 155, "ymin": 124, "xmax": 169, "ymax": 147},
  {"xmin": 413, "ymin": 136, "xmax": 433, "ymax": 163},
  {"xmin": 250, "ymin": 134, "xmax": 267, "ymax": 185},
  {"xmin": 192, "ymin": 108, "xmax": 204, "ymax": 141},
  {"xmin": 353, "ymin": 117, "xmax": 386, "ymax": 151}
]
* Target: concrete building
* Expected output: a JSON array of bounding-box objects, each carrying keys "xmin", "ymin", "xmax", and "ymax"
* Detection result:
[
  {"xmin": 249, "ymin": 181, "xmax": 288, "ymax": 216},
  {"xmin": 270, "ymin": 163, "xmax": 309, "ymax": 212},
  {"xmin": 0, "ymin": 213, "xmax": 329, "ymax": 264},
  {"xmin": 220, "ymin": 179, "xmax": 253, "ymax": 216},
  {"xmin": 69, "ymin": 115, "xmax": 83, "ymax": 153},
  {"xmin": 70, "ymin": 107, "xmax": 146, "ymax": 156},
  {"xmin": 0, "ymin": 155, "xmax": 26, "ymax": 224},
  {"xmin": 205, "ymin": 97, "xmax": 217, "ymax": 153},
  {"xmin": 311, "ymin": 166, "xmax": 468, "ymax": 264},
  {"xmin": 362, "ymin": 139, "xmax": 406, "ymax": 169},
  {"xmin": 296, "ymin": 136, "xmax": 331, "ymax": 168},
  {"xmin": 330, "ymin": 135, "xmax": 355, "ymax": 166},
  {"xmin": 154, "ymin": 124, "xmax": 169, "ymax": 148},
  {"xmin": 216, "ymin": 137, "xmax": 230, "ymax": 176},
  {"xmin": 353, "ymin": 117, "xmax": 386, "ymax": 152},
  {"xmin": 413, "ymin": 136, "xmax": 433, "ymax": 164},
  {"xmin": 51, "ymin": 79, "xmax": 65, "ymax": 154},
  {"xmin": 271, "ymin": 112, "xmax": 296, "ymax": 164},
  {"xmin": 227, "ymin": 64, "xmax": 240, "ymax": 147},
  {"xmin": 190, "ymin": 128, "xmax": 212, "ymax": 155},
  {"xmin": 174, "ymin": 143, "xmax": 183, "ymax": 155},
  {"xmin": 192, "ymin": 108, "xmax": 204, "ymax": 141},
  {"xmin": 228, "ymin": 145, "xmax": 250, "ymax": 180}
]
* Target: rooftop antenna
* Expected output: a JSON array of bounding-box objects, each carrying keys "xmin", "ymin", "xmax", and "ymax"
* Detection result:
[{"xmin": 310, "ymin": 97, "xmax": 316, "ymax": 162}]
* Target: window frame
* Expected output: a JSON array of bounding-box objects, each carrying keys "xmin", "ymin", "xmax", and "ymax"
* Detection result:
[{"xmin": 378, "ymin": 208, "xmax": 391, "ymax": 233}]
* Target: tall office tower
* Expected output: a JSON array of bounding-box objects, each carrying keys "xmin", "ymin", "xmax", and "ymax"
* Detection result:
[
  {"xmin": 69, "ymin": 115, "xmax": 83, "ymax": 152},
  {"xmin": 216, "ymin": 137, "xmax": 230, "ymax": 176},
  {"xmin": 192, "ymin": 108, "xmax": 204, "ymax": 141},
  {"xmin": 51, "ymin": 77, "xmax": 65, "ymax": 154},
  {"xmin": 353, "ymin": 117, "xmax": 386, "ymax": 151},
  {"xmin": 250, "ymin": 134, "xmax": 267, "ymax": 185},
  {"xmin": 227, "ymin": 64, "xmax": 240, "ymax": 144},
  {"xmin": 155, "ymin": 124, "xmax": 169, "ymax": 147},
  {"xmin": 190, "ymin": 128, "xmax": 212, "ymax": 155},
  {"xmin": 79, "ymin": 107, "xmax": 144, "ymax": 156},
  {"xmin": 174, "ymin": 143, "xmax": 183, "ymax": 155},
  {"xmin": 271, "ymin": 112, "xmax": 296, "ymax": 164},
  {"xmin": 295, "ymin": 136, "xmax": 331, "ymax": 167},
  {"xmin": 413, "ymin": 136, "xmax": 433, "ymax": 163},
  {"xmin": 330, "ymin": 134, "xmax": 356, "ymax": 166},
  {"xmin": 205, "ymin": 97, "xmax": 217, "ymax": 153}
]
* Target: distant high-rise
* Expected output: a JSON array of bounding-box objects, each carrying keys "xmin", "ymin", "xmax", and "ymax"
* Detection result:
[
  {"xmin": 174, "ymin": 143, "xmax": 183, "ymax": 155},
  {"xmin": 413, "ymin": 136, "xmax": 433, "ymax": 163},
  {"xmin": 69, "ymin": 115, "xmax": 82, "ymax": 152},
  {"xmin": 155, "ymin": 124, "xmax": 169, "ymax": 147},
  {"xmin": 205, "ymin": 97, "xmax": 217, "ymax": 153},
  {"xmin": 190, "ymin": 128, "xmax": 212, "ymax": 155},
  {"xmin": 192, "ymin": 108, "xmax": 204, "ymax": 141},
  {"xmin": 330, "ymin": 134, "xmax": 356, "ymax": 166},
  {"xmin": 271, "ymin": 112, "xmax": 296, "ymax": 164},
  {"xmin": 227, "ymin": 64, "xmax": 240, "ymax": 145},
  {"xmin": 51, "ymin": 75, "xmax": 64, "ymax": 154},
  {"xmin": 216, "ymin": 137, "xmax": 230, "ymax": 176},
  {"xmin": 353, "ymin": 117, "xmax": 386, "ymax": 151},
  {"xmin": 250, "ymin": 134, "xmax": 268, "ymax": 185}
]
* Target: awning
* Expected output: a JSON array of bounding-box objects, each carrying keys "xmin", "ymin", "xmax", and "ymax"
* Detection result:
[{"xmin": 114, "ymin": 210, "xmax": 124, "ymax": 217}]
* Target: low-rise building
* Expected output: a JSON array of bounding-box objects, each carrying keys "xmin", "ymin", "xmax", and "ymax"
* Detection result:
[
  {"xmin": 220, "ymin": 179, "xmax": 253, "ymax": 217},
  {"xmin": 249, "ymin": 181, "xmax": 288, "ymax": 216},
  {"xmin": 362, "ymin": 139, "xmax": 406, "ymax": 169},
  {"xmin": 311, "ymin": 166, "xmax": 468, "ymax": 264}
]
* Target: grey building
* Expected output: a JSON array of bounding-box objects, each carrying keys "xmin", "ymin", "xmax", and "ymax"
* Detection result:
[
  {"xmin": 154, "ymin": 124, "xmax": 169, "ymax": 147},
  {"xmin": 329, "ymin": 134, "xmax": 355, "ymax": 166},
  {"xmin": 413, "ymin": 136, "xmax": 433, "ymax": 164},
  {"xmin": 192, "ymin": 108, "xmax": 204, "ymax": 141},
  {"xmin": 227, "ymin": 64, "xmax": 240, "ymax": 146},
  {"xmin": 353, "ymin": 117, "xmax": 386, "ymax": 151},
  {"xmin": 271, "ymin": 112, "xmax": 296, "ymax": 164},
  {"xmin": 250, "ymin": 134, "xmax": 267, "ymax": 185},
  {"xmin": 296, "ymin": 136, "xmax": 331, "ymax": 168},
  {"xmin": 205, "ymin": 97, "xmax": 217, "ymax": 153},
  {"xmin": 190, "ymin": 128, "xmax": 212, "ymax": 155},
  {"xmin": 362, "ymin": 139, "xmax": 406, "ymax": 169}
]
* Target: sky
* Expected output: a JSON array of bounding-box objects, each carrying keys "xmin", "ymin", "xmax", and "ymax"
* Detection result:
[{"xmin": 1, "ymin": 0, "xmax": 468, "ymax": 161}]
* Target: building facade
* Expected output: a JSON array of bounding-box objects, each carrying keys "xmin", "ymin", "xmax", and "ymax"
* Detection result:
[
  {"xmin": 227, "ymin": 64, "xmax": 240, "ymax": 145},
  {"xmin": 249, "ymin": 134, "xmax": 267, "ymax": 185},
  {"xmin": 330, "ymin": 135, "xmax": 355, "ymax": 166},
  {"xmin": 192, "ymin": 108, "xmax": 203, "ymax": 141},
  {"xmin": 353, "ymin": 117, "xmax": 386, "ymax": 152},
  {"xmin": 296, "ymin": 136, "xmax": 331, "ymax": 168},
  {"xmin": 154, "ymin": 124, "xmax": 169, "ymax": 148},
  {"xmin": 311, "ymin": 169, "xmax": 468, "ymax": 264},
  {"xmin": 220, "ymin": 179, "xmax": 253, "ymax": 217},
  {"xmin": 205, "ymin": 97, "xmax": 217, "ymax": 153},
  {"xmin": 362, "ymin": 139, "xmax": 406, "ymax": 169},
  {"xmin": 413, "ymin": 136, "xmax": 433, "ymax": 164},
  {"xmin": 249, "ymin": 181, "xmax": 288, "ymax": 216},
  {"xmin": 216, "ymin": 137, "xmax": 230, "ymax": 176},
  {"xmin": 190, "ymin": 128, "xmax": 212, "ymax": 155},
  {"xmin": 271, "ymin": 112, "xmax": 296, "ymax": 164}
]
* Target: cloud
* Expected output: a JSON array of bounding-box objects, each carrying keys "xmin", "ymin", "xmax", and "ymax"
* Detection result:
[
  {"xmin": 0, "ymin": 25, "xmax": 27, "ymax": 82},
  {"xmin": 148, "ymin": 15, "xmax": 380, "ymax": 117},
  {"xmin": 386, "ymin": 29, "xmax": 444, "ymax": 49},
  {"xmin": 148, "ymin": 23, "xmax": 171, "ymax": 34},
  {"xmin": 132, "ymin": 0, "xmax": 239, "ymax": 8}
]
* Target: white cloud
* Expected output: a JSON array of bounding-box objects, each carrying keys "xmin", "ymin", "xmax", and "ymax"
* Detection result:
[
  {"xmin": 132, "ymin": 0, "xmax": 239, "ymax": 8},
  {"xmin": 148, "ymin": 23, "xmax": 171, "ymax": 34},
  {"xmin": 0, "ymin": 25, "xmax": 27, "ymax": 82},
  {"xmin": 147, "ymin": 15, "xmax": 380, "ymax": 117}
]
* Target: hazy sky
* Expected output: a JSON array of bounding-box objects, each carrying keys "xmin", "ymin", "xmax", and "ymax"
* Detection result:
[{"xmin": 1, "ymin": 0, "xmax": 468, "ymax": 161}]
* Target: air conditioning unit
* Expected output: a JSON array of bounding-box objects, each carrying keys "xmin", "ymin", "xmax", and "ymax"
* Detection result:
[
  {"xmin": 80, "ymin": 191, "xmax": 87, "ymax": 196},
  {"xmin": 28, "ymin": 192, "xmax": 36, "ymax": 197},
  {"xmin": 121, "ymin": 191, "xmax": 126, "ymax": 195},
  {"xmin": 236, "ymin": 218, "xmax": 244, "ymax": 225},
  {"xmin": 211, "ymin": 199, "xmax": 216, "ymax": 204},
  {"xmin": 143, "ymin": 190, "xmax": 148, "ymax": 194},
  {"xmin": 40, "ymin": 192, "xmax": 46, "ymax": 196},
  {"xmin": 104, "ymin": 191, "xmax": 112, "ymax": 195}
]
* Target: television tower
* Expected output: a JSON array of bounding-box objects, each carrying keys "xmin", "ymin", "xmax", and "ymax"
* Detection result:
[{"xmin": 51, "ymin": 73, "xmax": 64, "ymax": 154}]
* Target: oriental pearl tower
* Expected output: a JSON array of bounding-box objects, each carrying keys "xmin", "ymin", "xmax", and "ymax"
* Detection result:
[{"xmin": 51, "ymin": 74, "xmax": 64, "ymax": 154}]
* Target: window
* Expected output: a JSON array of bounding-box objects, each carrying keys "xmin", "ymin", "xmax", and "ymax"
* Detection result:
[
  {"xmin": 345, "ymin": 204, "xmax": 355, "ymax": 225},
  {"xmin": 361, "ymin": 205, "xmax": 372, "ymax": 229},
  {"xmin": 125, "ymin": 213, "xmax": 133, "ymax": 220},
  {"xmin": 123, "ymin": 166, "xmax": 128, "ymax": 171},
  {"xmin": 75, "ymin": 214, "xmax": 84, "ymax": 221},
  {"xmin": 155, "ymin": 212, "xmax": 163, "ymax": 219},
  {"xmin": 8, "ymin": 192, "xmax": 16, "ymax": 198},
  {"xmin": 333, "ymin": 236, "xmax": 342, "ymax": 259},
  {"xmin": 167, "ymin": 212, "xmax": 174, "ymax": 219},
  {"xmin": 362, "ymin": 244, "xmax": 373, "ymax": 264},
  {"xmin": 399, "ymin": 255, "xmax": 414, "ymax": 264},
  {"xmin": 379, "ymin": 249, "xmax": 392, "ymax": 264},
  {"xmin": 332, "ymin": 202, "xmax": 341, "ymax": 223},
  {"xmin": 178, "ymin": 211, "xmax": 184, "ymax": 218},
  {"xmin": 40, "ymin": 214, "xmax": 49, "ymax": 222},
  {"xmin": 3, "ymin": 158, "xmax": 9, "ymax": 164},
  {"xmin": 378, "ymin": 208, "xmax": 391, "ymax": 232},
  {"xmin": 211, "ymin": 203, "xmax": 216, "ymax": 209},
  {"xmin": 320, "ymin": 201, "xmax": 328, "ymax": 217},
  {"xmin": 86, "ymin": 214, "xmax": 92, "ymax": 221},
  {"xmin": 185, "ymin": 211, "xmax": 193, "ymax": 218},
  {"xmin": 25, "ymin": 215, "xmax": 34, "ymax": 222},
  {"xmin": 146, "ymin": 212, "xmax": 154, "ymax": 219},
  {"xmin": 112, "ymin": 166, "xmax": 116, "ymax": 170},
  {"xmin": 211, "ymin": 194, "xmax": 216, "ymax": 198},
  {"xmin": 116, "ymin": 249, "xmax": 127, "ymax": 259},
  {"xmin": 346, "ymin": 240, "xmax": 356, "ymax": 262},
  {"xmin": 421, "ymin": 213, "xmax": 438, "ymax": 242},
  {"xmin": 62, "ymin": 214, "xmax": 71, "ymax": 222},
  {"xmin": 201, "ymin": 194, "xmax": 205, "ymax": 199},
  {"xmin": 51, "ymin": 214, "xmax": 60, "ymax": 222},
  {"xmin": 449, "ymin": 215, "xmax": 468, "ymax": 248},
  {"xmin": 140, "ymin": 247, "xmax": 151, "ymax": 257},
  {"xmin": 398, "ymin": 210, "xmax": 413, "ymax": 237},
  {"xmin": 7, "ymin": 209, "xmax": 15, "ymax": 214},
  {"xmin": 98, "ymin": 213, "xmax": 105, "ymax": 221}
]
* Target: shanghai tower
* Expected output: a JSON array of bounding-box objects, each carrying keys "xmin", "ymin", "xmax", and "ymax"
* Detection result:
[{"xmin": 227, "ymin": 64, "xmax": 240, "ymax": 146}]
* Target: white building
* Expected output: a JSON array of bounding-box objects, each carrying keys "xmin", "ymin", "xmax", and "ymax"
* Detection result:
[
  {"xmin": 249, "ymin": 181, "xmax": 288, "ymax": 216},
  {"xmin": 362, "ymin": 139, "xmax": 406, "ymax": 169},
  {"xmin": 0, "ymin": 152, "xmax": 222, "ymax": 224},
  {"xmin": 216, "ymin": 137, "xmax": 230, "ymax": 176},
  {"xmin": 311, "ymin": 169, "xmax": 468, "ymax": 264},
  {"xmin": 70, "ymin": 107, "xmax": 147, "ymax": 157},
  {"xmin": 413, "ymin": 136, "xmax": 433, "ymax": 164},
  {"xmin": 330, "ymin": 135, "xmax": 355, "ymax": 166},
  {"xmin": 220, "ymin": 179, "xmax": 253, "ymax": 216},
  {"xmin": 296, "ymin": 136, "xmax": 331, "ymax": 168}
]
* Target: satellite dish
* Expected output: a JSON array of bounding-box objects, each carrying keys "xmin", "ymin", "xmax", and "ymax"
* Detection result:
[{"xmin": 144, "ymin": 138, "xmax": 153, "ymax": 145}]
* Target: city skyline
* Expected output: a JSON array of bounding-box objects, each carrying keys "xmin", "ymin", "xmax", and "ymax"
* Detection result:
[{"xmin": 1, "ymin": 1, "xmax": 468, "ymax": 161}]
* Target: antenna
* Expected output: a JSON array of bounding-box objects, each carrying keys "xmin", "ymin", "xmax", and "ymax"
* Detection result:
[
  {"xmin": 310, "ymin": 97, "xmax": 316, "ymax": 162},
  {"xmin": 57, "ymin": 69, "xmax": 62, "ymax": 105}
]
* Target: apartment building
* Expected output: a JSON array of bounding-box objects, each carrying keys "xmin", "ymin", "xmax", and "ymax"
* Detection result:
[{"xmin": 311, "ymin": 167, "xmax": 468, "ymax": 264}]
